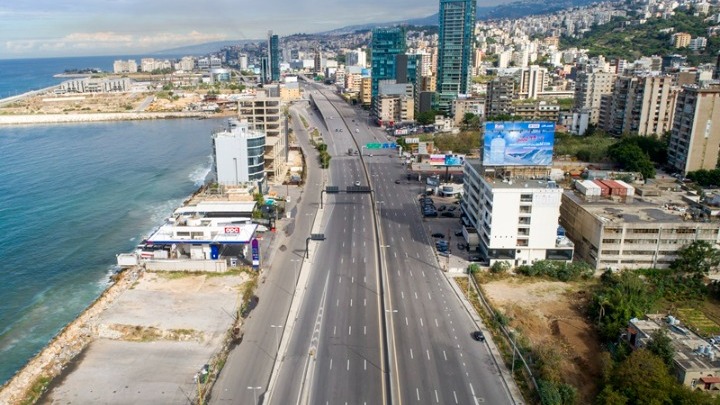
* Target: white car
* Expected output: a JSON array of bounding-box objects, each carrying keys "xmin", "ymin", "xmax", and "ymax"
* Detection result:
[{"xmin": 354, "ymin": 181, "xmax": 361, "ymax": 186}]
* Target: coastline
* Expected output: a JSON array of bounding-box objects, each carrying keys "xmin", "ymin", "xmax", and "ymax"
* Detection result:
[
  {"xmin": 0, "ymin": 267, "xmax": 141, "ymax": 404},
  {"xmin": 0, "ymin": 111, "xmax": 212, "ymax": 125}
]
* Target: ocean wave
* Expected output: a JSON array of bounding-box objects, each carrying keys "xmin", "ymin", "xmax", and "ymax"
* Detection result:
[{"xmin": 188, "ymin": 154, "xmax": 213, "ymax": 187}]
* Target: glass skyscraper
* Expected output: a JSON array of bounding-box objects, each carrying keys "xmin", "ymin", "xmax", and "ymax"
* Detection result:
[
  {"xmin": 370, "ymin": 27, "xmax": 406, "ymax": 110},
  {"xmin": 436, "ymin": 0, "xmax": 476, "ymax": 113},
  {"xmin": 268, "ymin": 32, "xmax": 280, "ymax": 83}
]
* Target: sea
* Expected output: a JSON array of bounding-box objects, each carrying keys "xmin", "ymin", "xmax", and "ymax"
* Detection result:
[{"xmin": 0, "ymin": 55, "xmax": 220, "ymax": 385}]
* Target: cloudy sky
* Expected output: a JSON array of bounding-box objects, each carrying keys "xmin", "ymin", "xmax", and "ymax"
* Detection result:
[{"xmin": 0, "ymin": 0, "xmax": 504, "ymax": 59}]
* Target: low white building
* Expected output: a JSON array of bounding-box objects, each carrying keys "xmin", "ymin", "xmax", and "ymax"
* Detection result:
[{"xmin": 462, "ymin": 159, "xmax": 573, "ymax": 266}]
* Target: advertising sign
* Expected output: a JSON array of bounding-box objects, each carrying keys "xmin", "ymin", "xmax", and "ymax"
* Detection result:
[
  {"xmin": 444, "ymin": 154, "xmax": 465, "ymax": 166},
  {"xmin": 224, "ymin": 226, "xmax": 241, "ymax": 234},
  {"xmin": 483, "ymin": 121, "xmax": 555, "ymax": 166},
  {"xmin": 251, "ymin": 238, "xmax": 260, "ymax": 269},
  {"xmin": 429, "ymin": 154, "xmax": 446, "ymax": 166},
  {"xmin": 405, "ymin": 137, "xmax": 420, "ymax": 144}
]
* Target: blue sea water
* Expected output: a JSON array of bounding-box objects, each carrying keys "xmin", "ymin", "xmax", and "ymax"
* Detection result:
[{"xmin": 0, "ymin": 116, "xmax": 221, "ymax": 383}]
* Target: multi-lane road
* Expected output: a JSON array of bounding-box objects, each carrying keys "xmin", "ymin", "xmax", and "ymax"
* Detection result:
[{"xmin": 211, "ymin": 80, "xmax": 515, "ymax": 405}]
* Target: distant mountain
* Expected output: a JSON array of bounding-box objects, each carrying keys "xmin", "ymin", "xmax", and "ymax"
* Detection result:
[
  {"xmin": 326, "ymin": 0, "xmax": 600, "ymax": 34},
  {"xmin": 153, "ymin": 40, "xmax": 259, "ymax": 56}
]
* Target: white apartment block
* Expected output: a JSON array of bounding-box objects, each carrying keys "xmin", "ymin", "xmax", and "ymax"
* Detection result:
[
  {"xmin": 59, "ymin": 77, "xmax": 131, "ymax": 93},
  {"xmin": 140, "ymin": 58, "xmax": 172, "ymax": 72},
  {"xmin": 574, "ymin": 70, "xmax": 617, "ymax": 124},
  {"xmin": 113, "ymin": 59, "xmax": 138, "ymax": 74},
  {"xmin": 175, "ymin": 57, "xmax": 196, "ymax": 72},
  {"xmin": 462, "ymin": 160, "xmax": 573, "ymax": 267},
  {"xmin": 517, "ymin": 65, "xmax": 548, "ymax": 99}
]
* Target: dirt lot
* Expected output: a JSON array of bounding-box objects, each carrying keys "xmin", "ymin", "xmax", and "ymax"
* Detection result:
[
  {"xmin": 41, "ymin": 271, "xmax": 248, "ymax": 405},
  {"xmin": 482, "ymin": 278, "xmax": 602, "ymax": 402}
]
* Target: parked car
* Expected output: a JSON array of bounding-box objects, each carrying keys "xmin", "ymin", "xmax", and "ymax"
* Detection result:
[
  {"xmin": 472, "ymin": 331, "xmax": 485, "ymax": 341},
  {"xmin": 454, "ymin": 230, "xmax": 463, "ymax": 237},
  {"xmin": 441, "ymin": 212, "xmax": 455, "ymax": 218},
  {"xmin": 448, "ymin": 206, "xmax": 457, "ymax": 211},
  {"xmin": 468, "ymin": 255, "xmax": 483, "ymax": 262},
  {"xmin": 354, "ymin": 181, "xmax": 361, "ymax": 186},
  {"xmin": 431, "ymin": 232, "xmax": 445, "ymax": 238},
  {"xmin": 438, "ymin": 205, "xmax": 447, "ymax": 211},
  {"xmin": 423, "ymin": 211, "xmax": 438, "ymax": 217}
]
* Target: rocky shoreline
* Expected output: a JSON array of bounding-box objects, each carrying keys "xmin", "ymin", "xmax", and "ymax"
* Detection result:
[{"xmin": 0, "ymin": 268, "xmax": 141, "ymax": 405}]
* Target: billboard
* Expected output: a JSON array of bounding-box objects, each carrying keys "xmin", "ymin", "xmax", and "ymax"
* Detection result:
[
  {"xmin": 251, "ymin": 238, "xmax": 260, "ymax": 269},
  {"xmin": 445, "ymin": 154, "xmax": 465, "ymax": 166},
  {"xmin": 483, "ymin": 121, "xmax": 555, "ymax": 166},
  {"xmin": 429, "ymin": 154, "xmax": 446, "ymax": 166}
]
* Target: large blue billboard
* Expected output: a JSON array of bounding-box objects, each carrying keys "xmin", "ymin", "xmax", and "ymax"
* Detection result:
[{"xmin": 483, "ymin": 121, "xmax": 555, "ymax": 166}]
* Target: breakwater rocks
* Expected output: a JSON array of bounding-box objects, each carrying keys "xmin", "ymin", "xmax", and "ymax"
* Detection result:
[
  {"xmin": 0, "ymin": 268, "xmax": 140, "ymax": 405},
  {"xmin": 0, "ymin": 112, "xmax": 208, "ymax": 125}
]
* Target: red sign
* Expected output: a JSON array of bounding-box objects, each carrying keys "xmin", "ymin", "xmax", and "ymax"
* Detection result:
[{"xmin": 224, "ymin": 226, "xmax": 241, "ymax": 234}]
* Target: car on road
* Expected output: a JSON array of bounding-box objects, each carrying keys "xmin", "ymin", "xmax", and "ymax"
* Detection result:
[
  {"xmin": 431, "ymin": 232, "xmax": 445, "ymax": 238},
  {"xmin": 438, "ymin": 250, "xmax": 450, "ymax": 257},
  {"xmin": 354, "ymin": 181, "xmax": 361, "ymax": 186},
  {"xmin": 395, "ymin": 180, "xmax": 401, "ymax": 184},
  {"xmin": 472, "ymin": 331, "xmax": 485, "ymax": 341},
  {"xmin": 468, "ymin": 255, "xmax": 483, "ymax": 262},
  {"xmin": 423, "ymin": 210, "xmax": 438, "ymax": 217},
  {"xmin": 454, "ymin": 230, "xmax": 463, "ymax": 237}
]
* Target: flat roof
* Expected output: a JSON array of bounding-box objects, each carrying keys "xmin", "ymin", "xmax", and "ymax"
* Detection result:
[
  {"xmin": 174, "ymin": 201, "xmax": 256, "ymax": 215},
  {"xmin": 563, "ymin": 188, "xmax": 712, "ymax": 224},
  {"xmin": 147, "ymin": 222, "xmax": 257, "ymax": 245}
]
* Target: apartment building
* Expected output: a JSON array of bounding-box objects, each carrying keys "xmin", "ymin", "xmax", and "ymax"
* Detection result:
[
  {"xmin": 667, "ymin": 84, "xmax": 720, "ymax": 174},
  {"xmin": 452, "ymin": 97, "xmax": 485, "ymax": 126},
  {"xmin": 212, "ymin": 119, "xmax": 265, "ymax": 186},
  {"xmin": 673, "ymin": 32, "xmax": 692, "ymax": 48},
  {"xmin": 601, "ymin": 74, "xmax": 677, "ymax": 136},
  {"xmin": 486, "ymin": 76, "xmax": 516, "ymax": 117},
  {"xmin": 512, "ymin": 101, "xmax": 560, "ymax": 121},
  {"xmin": 574, "ymin": 70, "xmax": 616, "ymax": 124},
  {"xmin": 374, "ymin": 95, "xmax": 414, "ymax": 127},
  {"xmin": 517, "ymin": 65, "xmax": 548, "ymax": 99},
  {"xmin": 237, "ymin": 91, "xmax": 287, "ymax": 182},
  {"xmin": 559, "ymin": 185, "xmax": 720, "ymax": 270},
  {"xmin": 462, "ymin": 160, "xmax": 573, "ymax": 267},
  {"xmin": 113, "ymin": 59, "xmax": 138, "ymax": 74},
  {"xmin": 58, "ymin": 77, "xmax": 131, "ymax": 93}
]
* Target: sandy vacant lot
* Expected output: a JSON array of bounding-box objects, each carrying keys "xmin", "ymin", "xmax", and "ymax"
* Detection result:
[
  {"xmin": 42, "ymin": 271, "xmax": 247, "ymax": 405},
  {"xmin": 482, "ymin": 278, "xmax": 602, "ymax": 402}
]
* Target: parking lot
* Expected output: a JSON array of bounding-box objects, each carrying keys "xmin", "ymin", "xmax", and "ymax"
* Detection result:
[{"xmin": 416, "ymin": 193, "xmax": 485, "ymax": 270}]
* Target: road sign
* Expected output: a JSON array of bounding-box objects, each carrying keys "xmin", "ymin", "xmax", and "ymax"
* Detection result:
[
  {"xmin": 310, "ymin": 234, "xmax": 326, "ymax": 241},
  {"xmin": 381, "ymin": 143, "xmax": 398, "ymax": 149},
  {"xmin": 346, "ymin": 186, "xmax": 372, "ymax": 193},
  {"xmin": 365, "ymin": 143, "xmax": 382, "ymax": 149},
  {"xmin": 326, "ymin": 186, "xmax": 339, "ymax": 193}
]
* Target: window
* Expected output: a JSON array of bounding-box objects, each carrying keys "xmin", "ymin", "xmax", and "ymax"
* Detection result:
[{"xmin": 520, "ymin": 194, "xmax": 533, "ymax": 202}]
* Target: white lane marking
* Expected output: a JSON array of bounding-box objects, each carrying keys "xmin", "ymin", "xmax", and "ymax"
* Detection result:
[
  {"xmin": 453, "ymin": 391, "xmax": 459, "ymax": 404},
  {"xmin": 350, "ymin": 299, "xmax": 353, "ymax": 307},
  {"xmin": 352, "ymin": 276, "xmax": 354, "ymax": 283},
  {"xmin": 460, "ymin": 353, "xmax": 463, "ymax": 358},
  {"xmin": 426, "ymin": 350, "xmax": 430, "ymax": 360},
  {"xmin": 415, "ymin": 292, "xmax": 418, "ymax": 299},
  {"xmin": 364, "ymin": 298, "xmax": 367, "ymax": 307},
  {"xmin": 330, "ymin": 358, "xmax": 333, "ymax": 370},
  {"xmin": 339, "ymin": 277, "xmax": 342, "ymax": 284},
  {"xmin": 364, "ymin": 276, "xmax": 366, "ymax": 283},
  {"xmin": 364, "ymin": 241, "xmax": 366, "ymax": 247},
  {"xmin": 470, "ymin": 383, "xmax": 477, "ymax": 402},
  {"xmin": 364, "ymin": 359, "xmax": 367, "ymax": 370},
  {"xmin": 443, "ymin": 350, "xmax": 448, "ymax": 361},
  {"xmin": 416, "ymin": 388, "xmax": 420, "ymax": 401},
  {"xmin": 347, "ymin": 359, "xmax": 350, "ymax": 371},
  {"xmin": 435, "ymin": 390, "xmax": 439, "ymax": 403},
  {"xmin": 435, "ymin": 319, "xmax": 439, "ymax": 328},
  {"xmin": 401, "ymin": 236, "xmax": 405, "ymax": 242},
  {"xmin": 394, "ymin": 252, "xmax": 397, "ymax": 258},
  {"xmin": 341, "ymin": 257, "xmax": 344, "ymax": 264},
  {"xmin": 364, "ymin": 325, "xmax": 367, "ymax": 335},
  {"xmin": 428, "ymin": 292, "xmax": 432, "ymax": 300},
  {"xmin": 420, "ymin": 318, "xmax": 424, "ymax": 327},
  {"xmin": 401, "ymin": 291, "xmax": 405, "ymax": 299},
  {"xmin": 405, "ymin": 317, "xmax": 409, "ymax": 326},
  {"xmin": 422, "ymin": 270, "xmax": 426, "ymax": 277},
  {"xmin": 409, "ymin": 271, "xmax": 414, "ymax": 277},
  {"xmin": 336, "ymin": 299, "xmax": 339, "ymax": 307},
  {"xmin": 349, "ymin": 326, "xmax": 352, "ymax": 335},
  {"xmin": 410, "ymin": 349, "xmax": 414, "ymax": 359},
  {"xmin": 333, "ymin": 326, "xmax": 337, "ymax": 335}
]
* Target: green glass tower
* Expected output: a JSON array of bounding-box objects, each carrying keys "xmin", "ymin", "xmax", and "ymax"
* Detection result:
[
  {"xmin": 371, "ymin": 27, "xmax": 406, "ymax": 110},
  {"xmin": 436, "ymin": 0, "xmax": 476, "ymax": 114}
]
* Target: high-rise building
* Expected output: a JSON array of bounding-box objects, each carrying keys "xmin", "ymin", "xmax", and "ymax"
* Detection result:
[
  {"xmin": 667, "ymin": 84, "xmax": 720, "ymax": 174},
  {"xmin": 436, "ymin": 0, "xmax": 476, "ymax": 113},
  {"xmin": 346, "ymin": 48, "xmax": 367, "ymax": 68},
  {"xmin": 602, "ymin": 75, "xmax": 677, "ymax": 136},
  {"xmin": 237, "ymin": 90, "xmax": 286, "ymax": 181},
  {"xmin": 313, "ymin": 48, "xmax": 322, "ymax": 74},
  {"xmin": 268, "ymin": 31, "xmax": 280, "ymax": 83},
  {"xmin": 371, "ymin": 27, "xmax": 406, "ymax": 112},
  {"xmin": 574, "ymin": 70, "xmax": 616, "ymax": 124},
  {"xmin": 518, "ymin": 65, "xmax": 548, "ymax": 99}
]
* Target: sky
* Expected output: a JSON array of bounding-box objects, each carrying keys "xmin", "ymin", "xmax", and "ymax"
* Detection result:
[{"xmin": 0, "ymin": 0, "xmax": 504, "ymax": 59}]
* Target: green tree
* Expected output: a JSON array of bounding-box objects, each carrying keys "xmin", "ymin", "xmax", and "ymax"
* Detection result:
[
  {"xmin": 645, "ymin": 329, "xmax": 675, "ymax": 369},
  {"xmin": 462, "ymin": 112, "xmax": 478, "ymax": 130},
  {"xmin": 607, "ymin": 139, "xmax": 656, "ymax": 180},
  {"xmin": 595, "ymin": 386, "xmax": 628, "ymax": 405},
  {"xmin": 612, "ymin": 349, "xmax": 674, "ymax": 404},
  {"xmin": 416, "ymin": 110, "xmax": 438, "ymax": 125},
  {"xmin": 672, "ymin": 240, "xmax": 720, "ymax": 275}
]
